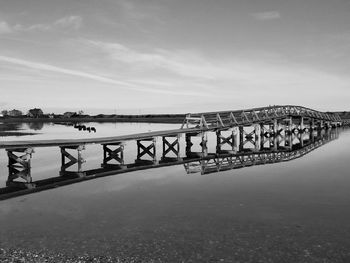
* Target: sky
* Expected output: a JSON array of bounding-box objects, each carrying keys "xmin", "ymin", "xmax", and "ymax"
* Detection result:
[{"xmin": 0, "ymin": 0, "xmax": 350, "ymax": 114}]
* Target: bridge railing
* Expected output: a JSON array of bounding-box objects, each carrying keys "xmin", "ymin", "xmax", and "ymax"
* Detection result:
[{"xmin": 181, "ymin": 105, "xmax": 341, "ymax": 129}]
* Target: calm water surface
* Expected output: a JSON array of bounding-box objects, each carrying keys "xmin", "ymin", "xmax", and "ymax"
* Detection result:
[{"xmin": 0, "ymin": 123, "xmax": 350, "ymax": 262}]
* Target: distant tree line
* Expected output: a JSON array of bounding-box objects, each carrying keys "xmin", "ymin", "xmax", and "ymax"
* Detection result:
[
  {"xmin": 1, "ymin": 109, "xmax": 23, "ymax": 117},
  {"xmin": 0, "ymin": 108, "xmax": 86, "ymax": 119},
  {"xmin": 1, "ymin": 108, "xmax": 45, "ymax": 118}
]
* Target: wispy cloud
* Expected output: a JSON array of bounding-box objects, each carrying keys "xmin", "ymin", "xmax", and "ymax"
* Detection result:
[
  {"xmin": 74, "ymin": 38, "xmax": 350, "ymax": 96},
  {"xmin": 0, "ymin": 55, "xmax": 209, "ymax": 97},
  {"xmin": 251, "ymin": 11, "xmax": 281, "ymax": 21},
  {"xmin": 0, "ymin": 21, "xmax": 12, "ymax": 34},
  {"xmin": 117, "ymin": 0, "xmax": 164, "ymax": 23},
  {"xmin": 0, "ymin": 16, "xmax": 83, "ymax": 34},
  {"xmin": 54, "ymin": 16, "xmax": 82, "ymax": 30},
  {"xmin": 86, "ymin": 40, "xmax": 232, "ymax": 80}
]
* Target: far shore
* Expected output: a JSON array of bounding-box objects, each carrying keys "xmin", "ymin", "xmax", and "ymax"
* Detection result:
[
  {"xmin": 2, "ymin": 110, "xmax": 350, "ymax": 125},
  {"xmin": 0, "ymin": 114, "xmax": 186, "ymax": 124}
]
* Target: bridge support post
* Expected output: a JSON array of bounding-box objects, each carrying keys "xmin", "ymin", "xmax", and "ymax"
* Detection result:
[
  {"xmin": 325, "ymin": 121, "xmax": 331, "ymax": 130},
  {"xmin": 310, "ymin": 120, "xmax": 316, "ymax": 143},
  {"xmin": 185, "ymin": 133, "xmax": 194, "ymax": 157},
  {"xmin": 310, "ymin": 118, "xmax": 315, "ymax": 132},
  {"xmin": 136, "ymin": 138, "xmax": 157, "ymax": 165},
  {"xmin": 272, "ymin": 120, "xmax": 278, "ymax": 151},
  {"xmin": 287, "ymin": 131, "xmax": 293, "ymax": 150},
  {"xmin": 161, "ymin": 135, "xmax": 181, "ymax": 162},
  {"xmin": 299, "ymin": 133, "xmax": 304, "ymax": 147},
  {"xmin": 318, "ymin": 120, "xmax": 324, "ymax": 131},
  {"xmin": 273, "ymin": 119, "xmax": 278, "ymax": 137},
  {"xmin": 233, "ymin": 127, "xmax": 239, "ymax": 152},
  {"xmin": 260, "ymin": 124, "xmax": 265, "ymax": 150},
  {"xmin": 284, "ymin": 117, "xmax": 293, "ymax": 150},
  {"xmin": 239, "ymin": 126, "xmax": 244, "ymax": 152},
  {"xmin": 6, "ymin": 148, "xmax": 35, "ymax": 189},
  {"xmin": 254, "ymin": 124, "xmax": 261, "ymax": 151},
  {"xmin": 101, "ymin": 142, "xmax": 126, "ymax": 169},
  {"xmin": 299, "ymin": 117, "xmax": 305, "ymax": 133},
  {"xmin": 299, "ymin": 118, "xmax": 304, "ymax": 147},
  {"xmin": 260, "ymin": 124, "xmax": 271, "ymax": 150},
  {"xmin": 60, "ymin": 145, "xmax": 86, "ymax": 177},
  {"xmin": 200, "ymin": 132, "xmax": 208, "ymax": 157}
]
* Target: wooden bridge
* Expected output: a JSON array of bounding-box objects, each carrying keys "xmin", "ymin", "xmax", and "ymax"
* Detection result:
[{"xmin": 0, "ymin": 105, "xmax": 342, "ymax": 200}]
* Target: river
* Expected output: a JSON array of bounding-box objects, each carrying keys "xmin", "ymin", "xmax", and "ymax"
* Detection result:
[{"xmin": 0, "ymin": 122, "xmax": 349, "ymax": 262}]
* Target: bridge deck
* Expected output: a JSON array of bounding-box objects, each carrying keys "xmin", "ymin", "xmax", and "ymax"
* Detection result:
[{"xmin": 0, "ymin": 127, "xmax": 198, "ymax": 149}]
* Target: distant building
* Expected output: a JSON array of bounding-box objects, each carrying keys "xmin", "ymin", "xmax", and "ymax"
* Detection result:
[
  {"xmin": 8, "ymin": 109, "xmax": 23, "ymax": 117},
  {"xmin": 63, "ymin": 112, "xmax": 77, "ymax": 118}
]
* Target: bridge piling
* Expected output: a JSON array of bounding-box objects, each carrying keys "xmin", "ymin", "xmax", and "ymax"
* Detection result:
[
  {"xmin": 233, "ymin": 127, "xmax": 239, "ymax": 152},
  {"xmin": 300, "ymin": 117, "xmax": 305, "ymax": 133},
  {"xmin": 102, "ymin": 142, "xmax": 126, "ymax": 169},
  {"xmin": 239, "ymin": 126, "xmax": 244, "ymax": 152},
  {"xmin": 254, "ymin": 124, "xmax": 261, "ymax": 152},
  {"xmin": 60, "ymin": 145, "xmax": 86, "ymax": 177},
  {"xmin": 299, "ymin": 131, "xmax": 304, "ymax": 148},
  {"xmin": 136, "ymin": 138, "xmax": 157, "ymax": 165},
  {"xmin": 200, "ymin": 132, "xmax": 208, "ymax": 157},
  {"xmin": 273, "ymin": 119, "xmax": 278, "ymax": 137},
  {"xmin": 6, "ymin": 148, "xmax": 35, "ymax": 189},
  {"xmin": 285, "ymin": 117, "xmax": 293, "ymax": 150},
  {"xmin": 310, "ymin": 118, "xmax": 315, "ymax": 131},
  {"xmin": 318, "ymin": 120, "xmax": 324, "ymax": 131}
]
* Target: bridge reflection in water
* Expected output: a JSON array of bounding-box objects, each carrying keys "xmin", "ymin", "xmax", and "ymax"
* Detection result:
[
  {"xmin": 0, "ymin": 126, "xmax": 339, "ymax": 200},
  {"xmin": 184, "ymin": 128, "xmax": 339, "ymax": 175}
]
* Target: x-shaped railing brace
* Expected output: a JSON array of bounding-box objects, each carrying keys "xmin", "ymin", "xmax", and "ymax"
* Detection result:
[
  {"xmin": 162, "ymin": 136, "xmax": 180, "ymax": 160},
  {"xmin": 102, "ymin": 142, "xmax": 125, "ymax": 167},
  {"xmin": 243, "ymin": 130, "xmax": 255, "ymax": 146},
  {"xmin": 217, "ymin": 132, "xmax": 234, "ymax": 147},
  {"xmin": 136, "ymin": 138, "xmax": 157, "ymax": 164}
]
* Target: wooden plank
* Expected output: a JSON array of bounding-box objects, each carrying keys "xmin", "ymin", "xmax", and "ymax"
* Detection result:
[{"xmin": 0, "ymin": 128, "xmax": 197, "ymax": 149}]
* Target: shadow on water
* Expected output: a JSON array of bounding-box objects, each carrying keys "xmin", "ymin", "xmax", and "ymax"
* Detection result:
[
  {"xmin": 0, "ymin": 123, "xmax": 22, "ymax": 132},
  {"xmin": 0, "ymin": 122, "xmax": 38, "ymax": 137},
  {"xmin": 0, "ymin": 126, "xmax": 340, "ymax": 200}
]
